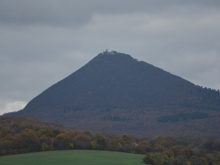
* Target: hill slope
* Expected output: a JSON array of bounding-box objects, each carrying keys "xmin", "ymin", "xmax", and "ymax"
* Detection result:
[
  {"xmin": 5, "ymin": 51, "xmax": 220, "ymax": 137},
  {"xmin": 0, "ymin": 150, "xmax": 144, "ymax": 165}
]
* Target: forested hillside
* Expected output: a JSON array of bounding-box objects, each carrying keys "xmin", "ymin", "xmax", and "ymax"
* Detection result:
[
  {"xmin": 5, "ymin": 51, "xmax": 220, "ymax": 138},
  {"xmin": 1, "ymin": 116, "xmax": 220, "ymax": 165}
]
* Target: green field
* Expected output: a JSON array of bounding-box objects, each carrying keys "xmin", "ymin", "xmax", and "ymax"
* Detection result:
[{"xmin": 0, "ymin": 150, "xmax": 145, "ymax": 165}]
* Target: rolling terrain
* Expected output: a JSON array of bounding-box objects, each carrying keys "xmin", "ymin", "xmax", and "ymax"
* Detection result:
[
  {"xmin": 1, "ymin": 116, "xmax": 220, "ymax": 165},
  {"xmin": 0, "ymin": 150, "xmax": 144, "ymax": 165}
]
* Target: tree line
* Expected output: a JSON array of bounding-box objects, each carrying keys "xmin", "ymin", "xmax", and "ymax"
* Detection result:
[{"xmin": 1, "ymin": 118, "xmax": 220, "ymax": 165}]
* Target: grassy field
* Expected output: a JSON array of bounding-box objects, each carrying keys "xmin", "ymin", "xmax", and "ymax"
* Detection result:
[{"xmin": 0, "ymin": 150, "xmax": 145, "ymax": 165}]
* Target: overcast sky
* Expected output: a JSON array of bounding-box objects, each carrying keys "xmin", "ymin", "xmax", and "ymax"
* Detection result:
[{"xmin": 0, "ymin": 0, "xmax": 220, "ymax": 115}]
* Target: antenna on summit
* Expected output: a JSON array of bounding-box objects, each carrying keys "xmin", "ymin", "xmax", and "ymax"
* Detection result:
[{"xmin": 103, "ymin": 49, "xmax": 108, "ymax": 54}]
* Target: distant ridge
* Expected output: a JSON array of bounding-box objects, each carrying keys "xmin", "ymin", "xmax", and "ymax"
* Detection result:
[{"xmin": 5, "ymin": 51, "xmax": 220, "ymax": 138}]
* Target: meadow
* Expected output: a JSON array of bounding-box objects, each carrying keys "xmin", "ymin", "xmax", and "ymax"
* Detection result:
[{"xmin": 0, "ymin": 150, "xmax": 144, "ymax": 165}]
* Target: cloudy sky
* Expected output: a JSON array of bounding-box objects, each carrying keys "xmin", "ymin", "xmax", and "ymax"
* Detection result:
[{"xmin": 0, "ymin": 0, "xmax": 220, "ymax": 115}]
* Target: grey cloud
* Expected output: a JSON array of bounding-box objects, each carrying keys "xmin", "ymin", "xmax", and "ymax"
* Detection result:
[
  {"xmin": 1, "ymin": 0, "xmax": 220, "ymax": 27},
  {"xmin": 0, "ymin": 48, "xmax": 92, "ymax": 102},
  {"xmin": 0, "ymin": 0, "xmax": 91, "ymax": 27}
]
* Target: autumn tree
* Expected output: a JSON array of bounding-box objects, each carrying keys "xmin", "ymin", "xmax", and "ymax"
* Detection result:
[
  {"xmin": 109, "ymin": 139, "xmax": 117, "ymax": 151},
  {"xmin": 74, "ymin": 134, "xmax": 91, "ymax": 148},
  {"xmin": 22, "ymin": 129, "xmax": 41, "ymax": 152},
  {"xmin": 137, "ymin": 141, "xmax": 151, "ymax": 154},
  {"xmin": 96, "ymin": 133, "xmax": 107, "ymax": 149},
  {"xmin": 54, "ymin": 133, "xmax": 70, "ymax": 150},
  {"xmin": 143, "ymin": 152, "xmax": 169, "ymax": 165},
  {"xmin": 200, "ymin": 157, "xmax": 208, "ymax": 165}
]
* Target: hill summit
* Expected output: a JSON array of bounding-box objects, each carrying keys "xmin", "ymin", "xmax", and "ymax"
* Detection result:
[{"xmin": 5, "ymin": 51, "xmax": 220, "ymax": 138}]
